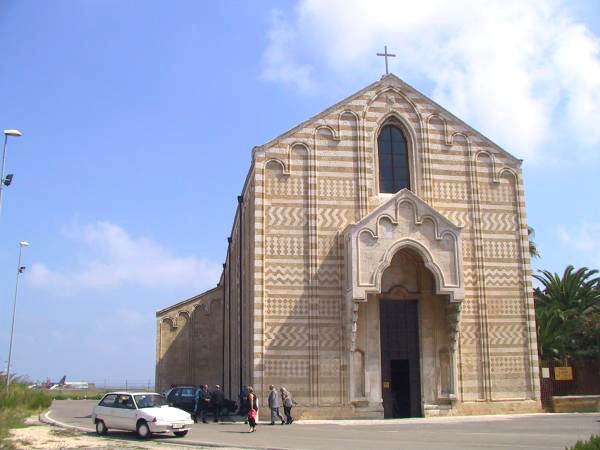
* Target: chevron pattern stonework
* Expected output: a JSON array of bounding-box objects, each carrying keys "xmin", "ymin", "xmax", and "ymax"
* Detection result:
[{"xmin": 156, "ymin": 74, "xmax": 541, "ymax": 418}]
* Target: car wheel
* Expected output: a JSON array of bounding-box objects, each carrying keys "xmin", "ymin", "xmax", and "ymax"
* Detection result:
[
  {"xmin": 136, "ymin": 420, "xmax": 151, "ymax": 439},
  {"xmin": 95, "ymin": 420, "xmax": 107, "ymax": 435},
  {"xmin": 174, "ymin": 430, "xmax": 188, "ymax": 437}
]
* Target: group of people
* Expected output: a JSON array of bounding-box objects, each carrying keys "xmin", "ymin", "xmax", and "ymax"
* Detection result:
[
  {"xmin": 193, "ymin": 383, "xmax": 296, "ymax": 432},
  {"xmin": 241, "ymin": 384, "xmax": 296, "ymax": 432},
  {"xmin": 268, "ymin": 385, "xmax": 295, "ymax": 426},
  {"xmin": 193, "ymin": 384, "xmax": 225, "ymax": 423}
]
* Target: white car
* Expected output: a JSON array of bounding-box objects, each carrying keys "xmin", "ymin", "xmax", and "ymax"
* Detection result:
[{"xmin": 92, "ymin": 391, "xmax": 193, "ymax": 438}]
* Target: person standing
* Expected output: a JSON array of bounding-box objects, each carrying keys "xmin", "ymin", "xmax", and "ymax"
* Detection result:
[
  {"xmin": 193, "ymin": 387, "xmax": 201, "ymax": 423},
  {"xmin": 238, "ymin": 386, "xmax": 249, "ymax": 424},
  {"xmin": 211, "ymin": 384, "xmax": 225, "ymax": 423},
  {"xmin": 268, "ymin": 384, "xmax": 285, "ymax": 425},
  {"xmin": 247, "ymin": 386, "xmax": 257, "ymax": 432},
  {"xmin": 195, "ymin": 384, "xmax": 211, "ymax": 423},
  {"xmin": 280, "ymin": 387, "xmax": 295, "ymax": 424}
]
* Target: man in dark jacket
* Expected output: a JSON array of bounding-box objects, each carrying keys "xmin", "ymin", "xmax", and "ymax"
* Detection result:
[
  {"xmin": 195, "ymin": 384, "xmax": 211, "ymax": 423},
  {"xmin": 211, "ymin": 385, "xmax": 225, "ymax": 423},
  {"xmin": 268, "ymin": 384, "xmax": 285, "ymax": 425}
]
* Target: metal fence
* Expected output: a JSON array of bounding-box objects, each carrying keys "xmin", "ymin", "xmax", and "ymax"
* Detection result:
[
  {"xmin": 98, "ymin": 379, "xmax": 154, "ymax": 391},
  {"xmin": 539, "ymin": 360, "xmax": 600, "ymax": 410}
]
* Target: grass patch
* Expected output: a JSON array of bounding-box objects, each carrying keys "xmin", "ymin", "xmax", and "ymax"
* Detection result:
[
  {"xmin": 0, "ymin": 375, "xmax": 52, "ymax": 448},
  {"xmin": 567, "ymin": 435, "xmax": 600, "ymax": 450},
  {"xmin": 49, "ymin": 389, "xmax": 106, "ymax": 401}
]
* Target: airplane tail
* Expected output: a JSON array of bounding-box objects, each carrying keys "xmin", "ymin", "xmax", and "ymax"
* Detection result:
[{"xmin": 58, "ymin": 375, "xmax": 66, "ymax": 385}]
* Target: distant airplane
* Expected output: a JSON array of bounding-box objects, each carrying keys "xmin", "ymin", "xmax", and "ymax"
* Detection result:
[
  {"xmin": 61, "ymin": 380, "xmax": 89, "ymax": 390},
  {"xmin": 28, "ymin": 375, "xmax": 64, "ymax": 390},
  {"xmin": 30, "ymin": 375, "xmax": 89, "ymax": 390},
  {"xmin": 31, "ymin": 375, "xmax": 66, "ymax": 390}
]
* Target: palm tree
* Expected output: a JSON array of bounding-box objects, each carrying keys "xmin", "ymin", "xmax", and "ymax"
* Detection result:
[
  {"xmin": 528, "ymin": 226, "xmax": 540, "ymax": 259},
  {"xmin": 534, "ymin": 266, "xmax": 600, "ymax": 361},
  {"xmin": 534, "ymin": 302, "xmax": 566, "ymax": 361}
]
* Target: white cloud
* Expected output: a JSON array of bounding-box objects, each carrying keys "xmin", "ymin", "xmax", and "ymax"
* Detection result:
[
  {"xmin": 559, "ymin": 222, "xmax": 600, "ymax": 266},
  {"xmin": 553, "ymin": 21, "xmax": 600, "ymax": 148},
  {"xmin": 260, "ymin": 9, "xmax": 315, "ymax": 93},
  {"xmin": 29, "ymin": 221, "xmax": 221, "ymax": 293},
  {"xmin": 261, "ymin": 0, "xmax": 600, "ymax": 162}
]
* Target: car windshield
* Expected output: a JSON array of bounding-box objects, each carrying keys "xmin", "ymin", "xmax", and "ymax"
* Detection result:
[{"xmin": 134, "ymin": 394, "xmax": 168, "ymax": 408}]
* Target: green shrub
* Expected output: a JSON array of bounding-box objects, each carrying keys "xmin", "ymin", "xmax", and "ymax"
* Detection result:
[
  {"xmin": 0, "ymin": 379, "xmax": 52, "ymax": 411},
  {"xmin": 0, "ymin": 375, "xmax": 52, "ymax": 443},
  {"xmin": 49, "ymin": 390, "xmax": 105, "ymax": 401},
  {"xmin": 567, "ymin": 435, "xmax": 600, "ymax": 450}
]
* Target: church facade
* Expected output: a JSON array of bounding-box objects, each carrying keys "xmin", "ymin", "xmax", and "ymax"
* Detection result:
[{"xmin": 156, "ymin": 74, "xmax": 541, "ymax": 418}]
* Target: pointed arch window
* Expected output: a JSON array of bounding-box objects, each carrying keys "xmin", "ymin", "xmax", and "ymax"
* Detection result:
[{"xmin": 378, "ymin": 124, "xmax": 410, "ymax": 193}]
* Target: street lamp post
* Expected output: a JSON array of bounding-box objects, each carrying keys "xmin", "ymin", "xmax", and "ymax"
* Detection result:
[
  {"xmin": 5, "ymin": 241, "xmax": 29, "ymax": 392},
  {"xmin": 0, "ymin": 129, "xmax": 22, "ymax": 220}
]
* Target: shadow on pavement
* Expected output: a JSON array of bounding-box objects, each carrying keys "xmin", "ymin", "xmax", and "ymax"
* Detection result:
[{"xmin": 81, "ymin": 430, "xmax": 184, "ymax": 443}]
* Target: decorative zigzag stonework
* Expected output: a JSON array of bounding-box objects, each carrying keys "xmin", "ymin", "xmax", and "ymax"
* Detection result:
[{"xmin": 156, "ymin": 73, "xmax": 541, "ymax": 417}]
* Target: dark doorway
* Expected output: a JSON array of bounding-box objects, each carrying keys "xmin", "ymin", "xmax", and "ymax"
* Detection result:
[
  {"xmin": 380, "ymin": 299, "xmax": 421, "ymax": 418},
  {"xmin": 390, "ymin": 359, "xmax": 410, "ymax": 417}
]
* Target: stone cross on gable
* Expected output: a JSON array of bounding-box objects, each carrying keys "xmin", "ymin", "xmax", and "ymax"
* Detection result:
[{"xmin": 377, "ymin": 45, "xmax": 396, "ymax": 75}]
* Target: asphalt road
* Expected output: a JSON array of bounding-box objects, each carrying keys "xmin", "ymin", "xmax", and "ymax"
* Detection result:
[{"xmin": 48, "ymin": 400, "xmax": 600, "ymax": 450}]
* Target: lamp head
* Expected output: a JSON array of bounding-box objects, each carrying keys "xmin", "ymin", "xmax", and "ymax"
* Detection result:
[
  {"xmin": 19, "ymin": 241, "xmax": 29, "ymax": 247},
  {"xmin": 3, "ymin": 130, "xmax": 22, "ymax": 137}
]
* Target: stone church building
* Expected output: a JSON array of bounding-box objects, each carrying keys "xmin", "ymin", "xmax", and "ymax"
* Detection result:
[{"xmin": 156, "ymin": 74, "xmax": 541, "ymax": 418}]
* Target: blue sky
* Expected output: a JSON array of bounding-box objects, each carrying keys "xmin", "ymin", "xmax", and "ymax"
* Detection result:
[{"xmin": 1, "ymin": 0, "xmax": 599, "ymax": 385}]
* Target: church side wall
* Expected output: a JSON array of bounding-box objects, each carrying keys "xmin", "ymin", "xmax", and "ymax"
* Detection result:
[
  {"xmin": 224, "ymin": 213, "xmax": 241, "ymax": 400},
  {"xmin": 244, "ymin": 179, "xmax": 256, "ymax": 394},
  {"xmin": 254, "ymin": 147, "xmax": 312, "ymax": 407},
  {"xmin": 155, "ymin": 287, "xmax": 223, "ymax": 392},
  {"xmin": 222, "ymin": 176, "xmax": 255, "ymax": 401}
]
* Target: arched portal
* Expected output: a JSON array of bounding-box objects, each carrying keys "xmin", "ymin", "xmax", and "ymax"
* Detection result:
[
  {"xmin": 353, "ymin": 247, "xmax": 456, "ymax": 418},
  {"xmin": 380, "ymin": 248, "xmax": 451, "ymax": 418},
  {"xmin": 344, "ymin": 189, "xmax": 464, "ymax": 418}
]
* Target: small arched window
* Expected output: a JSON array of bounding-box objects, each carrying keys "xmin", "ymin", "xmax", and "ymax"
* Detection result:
[{"xmin": 378, "ymin": 124, "xmax": 410, "ymax": 193}]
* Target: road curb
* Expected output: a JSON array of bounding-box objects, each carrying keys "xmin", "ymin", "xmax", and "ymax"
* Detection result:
[
  {"xmin": 43, "ymin": 408, "xmax": 288, "ymax": 450},
  {"xmin": 41, "ymin": 410, "xmax": 94, "ymax": 432},
  {"xmin": 292, "ymin": 411, "xmax": 598, "ymax": 426}
]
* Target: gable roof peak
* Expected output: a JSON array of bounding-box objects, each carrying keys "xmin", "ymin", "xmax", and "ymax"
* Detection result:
[
  {"xmin": 379, "ymin": 72, "xmax": 405, "ymax": 85},
  {"xmin": 257, "ymin": 72, "xmax": 520, "ymax": 165},
  {"xmin": 381, "ymin": 72, "xmax": 399, "ymax": 81}
]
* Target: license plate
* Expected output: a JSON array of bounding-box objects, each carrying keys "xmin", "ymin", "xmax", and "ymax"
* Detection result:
[{"xmin": 172, "ymin": 424, "xmax": 183, "ymax": 429}]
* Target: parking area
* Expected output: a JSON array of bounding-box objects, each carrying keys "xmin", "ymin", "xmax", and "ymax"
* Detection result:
[{"xmin": 47, "ymin": 400, "xmax": 600, "ymax": 450}]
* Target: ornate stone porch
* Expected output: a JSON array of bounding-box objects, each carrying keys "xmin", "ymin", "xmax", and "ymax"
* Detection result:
[{"xmin": 343, "ymin": 189, "xmax": 464, "ymax": 417}]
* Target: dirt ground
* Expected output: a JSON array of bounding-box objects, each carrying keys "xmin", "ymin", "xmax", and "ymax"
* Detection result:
[{"xmin": 4, "ymin": 416, "xmax": 241, "ymax": 450}]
